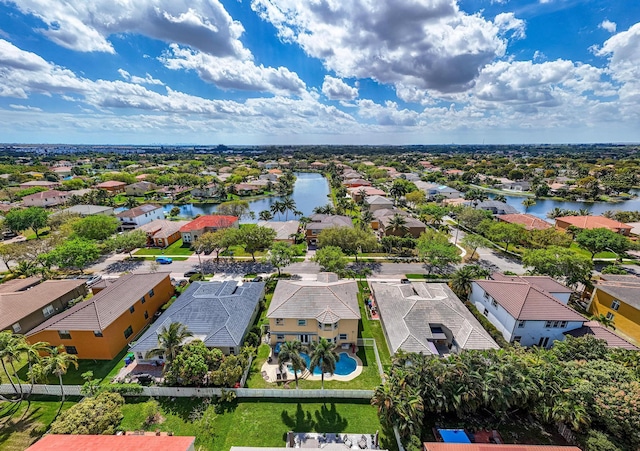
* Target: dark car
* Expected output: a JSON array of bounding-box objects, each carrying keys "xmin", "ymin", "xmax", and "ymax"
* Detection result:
[
  {"xmin": 184, "ymin": 269, "xmax": 199, "ymax": 278},
  {"xmin": 252, "ymin": 276, "xmax": 263, "ymax": 282}
]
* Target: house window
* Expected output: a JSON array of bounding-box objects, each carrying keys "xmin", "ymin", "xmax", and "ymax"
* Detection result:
[
  {"xmin": 483, "ymin": 291, "xmax": 490, "ymax": 300},
  {"xmin": 517, "ymin": 320, "xmax": 526, "ymax": 328},
  {"xmin": 277, "ymin": 334, "xmax": 285, "ymax": 341},
  {"xmin": 124, "ymin": 326, "xmax": 133, "ymax": 339},
  {"xmin": 491, "ymin": 299, "xmax": 498, "ymax": 308},
  {"xmin": 276, "ymin": 318, "xmax": 284, "ymax": 326},
  {"xmin": 544, "ymin": 321, "xmax": 552, "ymax": 328},
  {"xmin": 552, "ymin": 320, "xmax": 560, "ymax": 328},
  {"xmin": 12, "ymin": 323, "xmax": 21, "ymax": 333},
  {"xmin": 606, "ymin": 312, "xmax": 615, "ymax": 321},
  {"xmin": 298, "ymin": 320, "xmax": 307, "ymax": 326},
  {"xmin": 140, "ymin": 296, "xmax": 146, "ymax": 304},
  {"xmin": 148, "ymin": 289, "xmax": 155, "ymax": 297},
  {"xmin": 42, "ymin": 305, "xmax": 55, "ymax": 317},
  {"xmin": 339, "ymin": 334, "xmax": 348, "ymax": 340},
  {"xmin": 58, "ymin": 330, "xmax": 71, "ymax": 340},
  {"xmin": 611, "ymin": 300, "xmax": 620, "ymax": 311},
  {"xmin": 136, "ymin": 353, "xmax": 143, "ymax": 360},
  {"xmin": 93, "ymin": 330, "xmax": 103, "ymax": 337},
  {"xmin": 129, "ymin": 305, "xmax": 135, "ymax": 314},
  {"xmin": 144, "ymin": 310, "xmax": 149, "ymax": 320},
  {"xmin": 560, "ymin": 321, "xmax": 567, "ymax": 328},
  {"xmin": 65, "ymin": 346, "xmax": 78, "ymax": 355},
  {"xmin": 229, "ymin": 347, "xmax": 235, "ymax": 355},
  {"xmin": 323, "ymin": 323, "xmax": 333, "ymax": 331},
  {"xmin": 513, "ymin": 336, "xmax": 522, "ymax": 343}
]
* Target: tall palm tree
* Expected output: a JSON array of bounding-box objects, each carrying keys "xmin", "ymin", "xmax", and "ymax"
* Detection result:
[
  {"xmin": 259, "ymin": 210, "xmax": 274, "ymax": 221},
  {"xmin": 281, "ymin": 197, "xmax": 296, "ymax": 221},
  {"xmin": 389, "ymin": 183, "xmax": 407, "ymax": 205},
  {"xmin": 308, "ymin": 338, "xmax": 339, "ymax": 389},
  {"xmin": 125, "ymin": 196, "xmax": 139, "ymax": 209},
  {"xmin": 591, "ymin": 313, "xmax": 616, "ymax": 330},
  {"xmin": 385, "ymin": 214, "xmax": 408, "ymax": 236},
  {"xmin": 145, "ymin": 322, "xmax": 193, "ymax": 366},
  {"xmin": 277, "ymin": 340, "xmax": 307, "ymax": 389},
  {"xmin": 270, "ymin": 200, "xmax": 285, "ymax": 220},
  {"xmin": 494, "ymin": 194, "xmax": 507, "ymax": 203},
  {"xmin": 449, "ymin": 265, "xmax": 490, "ymax": 300},
  {"xmin": 546, "ymin": 207, "xmax": 564, "ymax": 219},
  {"xmin": 24, "ymin": 341, "xmax": 50, "ymax": 392},
  {"xmin": 522, "ymin": 198, "xmax": 536, "ymax": 212},
  {"xmin": 578, "ymin": 208, "xmax": 592, "ymax": 216},
  {"xmin": 0, "ymin": 332, "xmax": 23, "ymax": 395},
  {"xmin": 41, "ymin": 346, "xmax": 78, "ymax": 408},
  {"xmin": 464, "ymin": 189, "xmax": 488, "ymax": 207},
  {"xmin": 360, "ymin": 209, "xmax": 374, "ymax": 231}
]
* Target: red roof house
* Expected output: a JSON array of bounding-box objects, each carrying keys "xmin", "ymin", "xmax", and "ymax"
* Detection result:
[
  {"xmin": 180, "ymin": 215, "xmax": 239, "ymax": 245},
  {"xmin": 497, "ymin": 213, "xmax": 552, "ymax": 231},
  {"xmin": 26, "ymin": 434, "xmax": 195, "ymax": 451},
  {"xmin": 555, "ymin": 215, "xmax": 632, "ymax": 236},
  {"xmin": 96, "ymin": 180, "xmax": 127, "ymax": 193}
]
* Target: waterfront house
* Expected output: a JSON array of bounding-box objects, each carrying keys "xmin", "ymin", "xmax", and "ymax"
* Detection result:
[
  {"xmin": 587, "ymin": 274, "xmax": 640, "ymax": 343},
  {"xmin": 257, "ymin": 220, "xmax": 299, "ymax": 243},
  {"xmin": 304, "ymin": 214, "xmax": 353, "ymax": 246},
  {"xmin": 371, "ymin": 281, "xmax": 498, "ymax": 356},
  {"xmin": 96, "ymin": 180, "xmax": 127, "ymax": 193},
  {"xmin": 180, "ymin": 215, "xmax": 239, "ymax": 245},
  {"xmin": 60, "ymin": 204, "xmax": 115, "ymax": 216},
  {"xmin": 473, "ymin": 200, "xmax": 519, "ymax": 215},
  {"xmin": 22, "ymin": 190, "xmax": 71, "ymax": 207},
  {"xmin": 555, "ymin": 215, "xmax": 632, "ymax": 236},
  {"xmin": 27, "ymin": 273, "xmax": 174, "ymax": 360},
  {"xmin": 125, "ymin": 181, "xmax": 157, "ymax": 196},
  {"xmin": 116, "ymin": 204, "xmax": 165, "ymax": 231},
  {"xmin": 496, "ymin": 213, "xmax": 552, "ymax": 231},
  {"xmin": 347, "ymin": 186, "xmax": 386, "ymax": 202},
  {"xmin": 138, "ymin": 219, "xmax": 190, "ymax": 247},
  {"xmin": 191, "ymin": 182, "xmax": 219, "ymax": 198},
  {"xmin": 267, "ymin": 273, "xmax": 360, "ymax": 349},
  {"xmin": 131, "ymin": 280, "xmax": 264, "ymax": 360},
  {"xmin": 373, "ymin": 208, "xmax": 427, "ymax": 238}
]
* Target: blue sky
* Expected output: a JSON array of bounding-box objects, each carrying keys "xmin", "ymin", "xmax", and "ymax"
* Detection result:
[{"xmin": 0, "ymin": 0, "xmax": 638, "ymax": 145}]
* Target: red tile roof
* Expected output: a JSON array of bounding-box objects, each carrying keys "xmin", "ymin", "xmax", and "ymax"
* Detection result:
[
  {"xmin": 490, "ymin": 273, "xmax": 573, "ymax": 294},
  {"xmin": 96, "ymin": 180, "xmax": 127, "ymax": 188},
  {"xmin": 26, "ymin": 434, "xmax": 195, "ymax": 451},
  {"xmin": 474, "ymin": 280, "xmax": 584, "ymax": 321},
  {"xmin": 497, "ymin": 214, "xmax": 552, "ymax": 231},
  {"xmin": 555, "ymin": 215, "xmax": 631, "ymax": 231},
  {"xmin": 180, "ymin": 215, "xmax": 238, "ymax": 232},
  {"xmin": 565, "ymin": 321, "xmax": 639, "ymax": 350},
  {"xmin": 424, "ymin": 444, "xmax": 581, "ymax": 451}
]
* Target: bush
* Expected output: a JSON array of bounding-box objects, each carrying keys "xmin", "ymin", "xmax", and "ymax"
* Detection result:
[
  {"xmin": 465, "ymin": 301, "xmax": 510, "ymax": 348},
  {"xmin": 102, "ymin": 383, "xmax": 144, "ymax": 395},
  {"xmin": 601, "ymin": 264, "xmax": 628, "ymax": 275},
  {"xmin": 244, "ymin": 331, "xmax": 260, "ymax": 347},
  {"xmin": 583, "ymin": 430, "xmax": 623, "ymax": 451},
  {"xmin": 189, "ymin": 273, "xmax": 205, "ymax": 282},
  {"xmin": 50, "ymin": 392, "xmax": 124, "ymax": 435}
]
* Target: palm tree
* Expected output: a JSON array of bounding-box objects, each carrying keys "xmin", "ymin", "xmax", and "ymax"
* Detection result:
[
  {"xmin": 270, "ymin": 200, "xmax": 285, "ymax": 220},
  {"xmin": 385, "ymin": 214, "xmax": 408, "ymax": 236},
  {"xmin": 308, "ymin": 338, "xmax": 339, "ymax": 389},
  {"xmin": 494, "ymin": 194, "xmax": 507, "ymax": 203},
  {"xmin": 464, "ymin": 189, "xmax": 488, "ymax": 208},
  {"xmin": 449, "ymin": 265, "xmax": 490, "ymax": 300},
  {"xmin": 359, "ymin": 209, "xmax": 374, "ymax": 231},
  {"xmin": 313, "ymin": 204, "xmax": 336, "ymax": 215},
  {"xmin": 277, "ymin": 341, "xmax": 307, "ymax": 389},
  {"xmin": 0, "ymin": 332, "xmax": 24, "ymax": 395},
  {"xmin": 125, "ymin": 196, "xmax": 139, "ymax": 209},
  {"xmin": 281, "ymin": 197, "xmax": 296, "ymax": 221},
  {"xmin": 546, "ymin": 207, "xmax": 564, "ymax": 219},
  {"xmin": 591, "ymin": 313, "xmax": 616, "ymax": 330},
  {"xmin": 389, "ymin": 183, "xmax": 407, "ymax": 205},
  {"xmin": 145, "ymin": 322, "xmax": 193, "ymax": 367},
  {"xmin": 522, "ymin": 198, "xmax": 536, "ymax": 212},
  {"xmin": 24, "ymin": 341, "xmax": 50, "ymax": 391},
  {"xmin": 578, "ymin": 208, "xmax": 591, "ymax": 216},
  {"xmin": 259, "ymin": 210, "xmax": 274, "ymax": 221},
  {"xmin": 41, "ymin": 345, "xmax": 78, "ymax": 408}
]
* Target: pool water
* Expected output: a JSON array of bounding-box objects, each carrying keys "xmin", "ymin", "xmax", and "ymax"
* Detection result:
[
  {"xmin": 438, "ymin": 429, "xmax": 471, "ymax": 443},
  {"xmin": 288, "ymin": 352, "xmax": 357, "ymax": 376}
]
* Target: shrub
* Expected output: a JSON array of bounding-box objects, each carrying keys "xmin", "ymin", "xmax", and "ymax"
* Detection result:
[
  {"xmin": 583, "ymin": 430, "xmax": 623, "ymax": 451},
  {"xmin": 50, "ymin": 392, "xmax": 124, "ymax": 435},
  {"xmin": 464, "ymin": 301, "xmax": 510, "ymax": 348}
]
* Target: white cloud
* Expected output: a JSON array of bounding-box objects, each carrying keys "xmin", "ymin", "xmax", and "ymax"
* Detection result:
[
  {"xmin": 599, "ymin": 20, "xmax": 617, "ymax": 33},
  {"xmin": 595, "ymin": 22, "xmax": 640, "ymax": 105},
  {"xmin": 494, "ymin": 12, "xmax": 526, "ymax": 40},
  {"xmin": 118, "ymin": 69, "xmax": 164, "ymax": 86},
  {"xmin": 9, "ymin": 104, "xmax": 42, "ymax": 111},
  {"xmin": 2, "ymin": 0, "xmax": 249, "ymax": 58},
  {"xmin": 357, "ymin": 100, "xmax": 420, "ymax": 126},
  {"xmin": 250, "ymin": 0, "xmax": 521, "ymax": 93},
  {"xmin": 321, "ymin": 76, "xmax": 358, "ymax": 100}
]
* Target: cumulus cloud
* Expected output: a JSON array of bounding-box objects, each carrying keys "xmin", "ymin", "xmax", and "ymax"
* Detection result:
[
  {"xmin": 357, "ymin": 100, "xmax": 420, "ymax": 126},
  {"xmin": 595, "ymin": 22, "xmax": 640, "ymax": 104},
  {"xmin": 321, "ymin": 76, "xmax": 358, "ymax": 100},
  {"xmin": 2, "ymin": 0, "xmax": 249, "ymax": 58},
  {"xmin": 494, "ymin": 12, "xmax": 526, "ymax": 40},
  {"xmin": 250, "ymin": 0, "xmax": 520, "ymax": 93},
  {"xmin": 118, "ymin": 69, "xmax": 164, "ymax": 86},
  {"xmin": 9, "ymin": 104, "xmax": 42, "ymax": 111},
  {"xmin": 599, "ymin": 20, "xmax": 617, "ymax": 33}
]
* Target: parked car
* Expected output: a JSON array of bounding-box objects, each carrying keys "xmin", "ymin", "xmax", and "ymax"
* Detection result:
[
  {"xmin": 400, "ymin": 278, "xmax": 411, "ymax": 284},
  {"xmin": 155, "ymin": 257, "xmax": 173, "ymax": 264},
  {"xmin": 86, "ymin": 274, "xmax": 102, "ymax": 286},
  {"xmin": 183, "ymin": 269, "xmax": 199, "ymax": 277},
  {"xmin": 252, "ymin": 276, "xmax": 263, "ymax": 282}
]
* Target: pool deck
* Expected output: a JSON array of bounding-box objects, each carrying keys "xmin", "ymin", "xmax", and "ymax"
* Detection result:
[{"xmin": 260, "ymin": 350, "xmax": 363, "ymax": 383}]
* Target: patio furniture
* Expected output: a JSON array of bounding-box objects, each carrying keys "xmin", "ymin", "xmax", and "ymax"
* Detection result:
[
  {"xmin": 358, "ymin": 435, "xmax": 367, "ymax": 449},
  {"xmin": 261, "ymin": 370, "xmax": 269, "ymax": 381}
]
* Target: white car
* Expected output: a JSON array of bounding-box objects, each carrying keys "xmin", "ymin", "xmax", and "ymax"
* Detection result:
[{"xmin": 86, "ymin": 274, "xmax": 102, "ymax": 286}]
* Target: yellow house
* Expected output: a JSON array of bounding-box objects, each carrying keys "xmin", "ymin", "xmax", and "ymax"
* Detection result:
[
  {"xmin": 267, "ymin": 273, "xmax": 360, "ymax": 349},
  {"xmin": 587, "ymin": 274, "xmax": 640, "ymax": 343},
  {"xmin": 27, "ymin": 273, "xmax": 174, "ymax": 360}
]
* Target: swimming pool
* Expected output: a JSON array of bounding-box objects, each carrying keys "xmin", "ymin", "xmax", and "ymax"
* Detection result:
[
  {"xmin": 288, "ymin": 352, "xmax": 357, "ymax": 376},
  {"xmin": 437, "ymin": 429, "xmax": 471, "ymax": 443}
]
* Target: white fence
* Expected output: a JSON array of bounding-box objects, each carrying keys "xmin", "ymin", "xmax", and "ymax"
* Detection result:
[
  {"xmin": 0, "ymin": 384, "xmax": 374, "ymax": 399},
  {"xmin": 358, "ymin": 338, "xmax": 385, "ymax": 382}
]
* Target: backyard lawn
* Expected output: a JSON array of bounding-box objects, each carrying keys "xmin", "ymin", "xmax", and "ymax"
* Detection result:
[
  {"xmin": 0, "ymin": 397, "xmax": 75, "ymax": 451},
  {"xmin": 357, "ymin": 282, "xmax": 392, "ymax": 371},
  {"xmin": 120, "ymin": 398, "xmax": 395, "ymax": 451},
  {"xmin": 134, "ymin": 239, "xmax": 193, "ymax": 256}
]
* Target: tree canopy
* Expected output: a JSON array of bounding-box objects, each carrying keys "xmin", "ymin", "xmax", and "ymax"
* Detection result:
[
  {"xmin": 312, "ymin": 245, "xmax": 347, "ymax": 273},
  {"xmin": 575, "ymin": 228, "xmax": 631, "ymax": 259},
  {"xmin": 4, "ymin": 207, "xmax": 49, "ymax": 238},
  {"xmin": 522, "ymin": 245, "xmax": 593, "ymax": 287},
  {"xmin": 72, "ymin": 214, "xmax": 119, "ymax": 241}
]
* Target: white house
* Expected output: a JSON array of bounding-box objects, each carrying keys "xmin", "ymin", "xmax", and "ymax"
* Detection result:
[
  {"xmin": 115, "ymin": 204, "xmax": 165, "ymax": 231},
  {"xmin": 22, "ymin": 190, "xmax": 70, "ymax": 207},
  {"xmin": 469, "ymin": 274, "xmax": 583, "ymax": 348}
]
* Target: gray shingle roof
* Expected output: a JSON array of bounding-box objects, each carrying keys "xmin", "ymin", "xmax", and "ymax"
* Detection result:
[
  {"xmin": 594, "ymin": 275, "xmax": 640, "ymax": 310},
  {"xmin": 371, "ymin": 282, "xmax": 498, "ymax": 355},
  {"xmin": 267, "ymin": 276, "xmax": 360, "ymax": 321},
  {"xmin": 130, "ymin": 280, "xmax": 265, "ymax": 352}
]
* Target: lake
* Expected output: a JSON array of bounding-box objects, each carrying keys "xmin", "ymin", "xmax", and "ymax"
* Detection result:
[
  {"xmin": 496, "ymin": 189, "xmax": 640, "ymax": 221},
  {"xmin": 162, "ymin": 172, "xmax": 331, "ymax": 220}
]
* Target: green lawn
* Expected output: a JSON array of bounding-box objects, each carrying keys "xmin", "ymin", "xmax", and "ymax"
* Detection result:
[
  {"xmin": 357, "ymin": 282, "xmax": 391, "ymax": 372},
  {"xmin": 0, "ymin": 397, "xmax": 75, "ymax": 451},
  {"xmin": 12, "ymin": 348, "xmax": 128, "ymax": 385},
  {"xmin": 569, "ymin": 242, "xmax": 619, "ymax": 260},
  {"xmin": 121, "ymin": 398, "xmax": 395, "ymax": 451},
  {"xmin": 134, "ymin": 239, "xmax": 193, "ymax": 256}
]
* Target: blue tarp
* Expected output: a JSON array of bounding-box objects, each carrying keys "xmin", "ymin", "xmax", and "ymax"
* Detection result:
[
  {"xmin": 274, "ymin": 342, "xmax": 282, "ymax": 354},
  {"xmin": 438, "ymin": 429, "xmax": 471, "ymax": 443}
]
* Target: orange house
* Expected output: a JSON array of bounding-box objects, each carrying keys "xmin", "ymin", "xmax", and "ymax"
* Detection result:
[{"xmin": 27, "ymin": 273, "xmax": 174, "ymax": 360}]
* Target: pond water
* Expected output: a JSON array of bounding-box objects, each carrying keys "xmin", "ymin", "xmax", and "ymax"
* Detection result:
[
  {"xmin": 495, "ymin": 189, "xmax": 640, "ymax": 221},
  {"xmin": 162, "ymin": 172, "xmax": 331, "ymax": 220}
]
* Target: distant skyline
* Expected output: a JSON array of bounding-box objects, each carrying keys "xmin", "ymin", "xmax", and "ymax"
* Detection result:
[{"xmin": 0, "ymin": 0, "xmax": 639, "ymax": 145}]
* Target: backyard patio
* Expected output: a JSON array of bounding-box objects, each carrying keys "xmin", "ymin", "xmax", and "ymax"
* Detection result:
[{"xmin": 286, "ymin": 432, "xmax": 381, "ymax": 449}]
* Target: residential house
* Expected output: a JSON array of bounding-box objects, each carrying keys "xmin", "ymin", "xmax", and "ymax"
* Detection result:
[
  {"xmin": 96, "ymin": 180, "xmax": 127, "ymax": 193},
  {"xmin": 22, "ymin": 190, "xmax": 71, "ymax": 207},
  {"xmin": 310, "ymin": 161, "xmax": 327, "ymax": 169},
  {"xmin": 364, "ymin": 195, "xmax": 394, "ymax": 212},
  {"xmin": 373, "ymin": 208, "xmax": 427, "ymax": 238},
  {"xmin": 60, "ymin": 204, "xmax": 115, "ymax": 216},
  {"xmin": 496, "ymin": 179, "xmax": 531, "ymax": 192},
  {"xmin": 27, "ymin": 273, "xmax": 174, "ymax": 360},
  {"xmin": 26, "ymin": 435, "xmax": 196, "ymax": 451},
  {"xmin": 0, "ymin": 279, "xmax": 87, "ymax": 335},
  {"xmin": 587, "ymin": 274, "xmax": 640, "ymax": 343},
  {"xmin": 234, "ymin": 183, "xmax": 264, "ymax": 196},
  {"xmin": 191, "ymin": 182, "xmax": 219, "ymax": 198},
  {"xmin": 257, "ymin": 220, "xmax": 299, "ymax": 243},
  {"xmin": 180, "ymin": 215, "xmax": 239, "ymax": 245},
  {"xmin": 304, "ymin": 214, "xmax": 353, "ymax": 246},
  {"xmin": 19, "ymin": 180, "xmax": 60, "ymax": 190},
  {"xmin": 342, "ymin": 178, "xmax": 372, "ymax": 188},
  {"xmin": 139, "ymin": 219, "xmax": 190, "ymax": 247},
  {"xmin": 473, "ymin": 200, "xmax": 519, "ymax": 215},
  {"xmin": 125, "ymin": 181, "xmax": 157, "ymax": 196},
  {"xmin": 267, "ymin": 273, "xmax": 360, "ymax": 348},
  {"xmin": 435, "ymin": 185, "xmax": 462, "ymax": 199},
  {"xmin": 444, "ymin": 169, "xmax": 464, "ymax": 177},
  {"xmin": 496, "ymin": 213, "xmax": 552, "ymax": 231},
  {"xmin": 116, "ymin": 204, "xmax": 165, "ymax": 231},
  {"xmin": 371, "ymin": 281, "xmax": 498, "ymax": 356},
  {"xmin": 565, "ymin": 320, "xmax": 638, "ymax": 350},
  {"xmin": 470, "ymin": 275, "xmax": 584, "ymax": 348},
  {"xmin": 132, "ymin": 280, "xmax": 265, "ymax": 360},
  {"xmin": 51, "ymin": 167, "xmax": 73, "ymax": 178},
  {"xmin": 555, "ymin": 215, "xmax": 632, "ymax": 236},
  {"xmin": 347, "ymin": 186, "xmax": 386, "ymax": 202}
]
